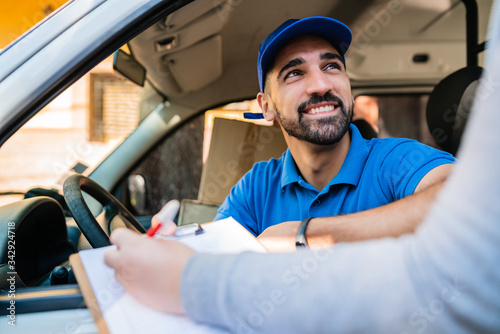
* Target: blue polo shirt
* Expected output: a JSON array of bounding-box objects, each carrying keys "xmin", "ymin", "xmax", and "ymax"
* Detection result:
[{"xmin": 214, "ymin": 124, "xmax": 455, "ymax": 236}]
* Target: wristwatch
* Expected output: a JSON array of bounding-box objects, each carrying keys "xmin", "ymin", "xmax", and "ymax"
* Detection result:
[{"xmin": 295, "ymin": 217, "xmax": 313, "ymax": 248}]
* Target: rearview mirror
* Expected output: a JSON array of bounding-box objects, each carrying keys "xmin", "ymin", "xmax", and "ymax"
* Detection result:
[
  {"xmin": 127, "ymin": 174, "xmax": 147, "ymax": 214},
  {"xmin": 113, "ymin": 49, "xmax": 146, "ymax": 86}
]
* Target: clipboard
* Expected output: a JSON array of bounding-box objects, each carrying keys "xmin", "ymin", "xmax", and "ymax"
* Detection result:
[
  {"xmin": 159, "ymin": 223, "xmax": 204, "ymax": 238},
  {"xmin": 70, "ymin": 223, "xmax": 206, "ymax": 333},
  {"xmin": 70, "ymin": 253, "xmax": 110, "ymax": 334},
  {"xmin": 70, "ymin": 217, "xmax": 265, "ymax": 334}
]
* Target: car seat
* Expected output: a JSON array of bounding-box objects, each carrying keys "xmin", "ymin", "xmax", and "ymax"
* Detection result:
[
  {"xmin": 352, "ymin": 119, "xmax": 378, "ymax": 140},
  {"xmin": 427, "ymin": 0, "xmax": 485, "ymax": 156},
  {"xmin": 426, "ymin": 66, "xmax": 483, "ymax": 156}
]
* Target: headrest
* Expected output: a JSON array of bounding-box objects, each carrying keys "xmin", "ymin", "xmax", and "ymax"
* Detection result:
[
  {"xmin": 426, "ymin": 66, "xmax": 482, "ymax": 155},
  {"xmin": 352, "ymin": 119, "xmax": 378, "ymax": 140}
]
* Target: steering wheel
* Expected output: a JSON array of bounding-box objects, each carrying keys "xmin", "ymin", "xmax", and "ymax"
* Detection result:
[{"xmin": 63, "ymin": 174, "xmax": 146, "ymax": 248}]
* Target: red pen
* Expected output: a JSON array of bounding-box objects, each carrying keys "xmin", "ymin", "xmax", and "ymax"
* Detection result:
[{"xmin": 146, "ymin": 199, "xmax": 180, "ymax": 237}]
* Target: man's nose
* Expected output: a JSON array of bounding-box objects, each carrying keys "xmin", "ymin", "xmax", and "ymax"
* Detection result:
[{"xmin": 305, "ymin": 68, "xmax": 333, "ymax": 96}]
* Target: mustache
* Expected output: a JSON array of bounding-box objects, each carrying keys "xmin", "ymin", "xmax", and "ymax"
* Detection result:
[{"xmin": 297, "ymin": 92, "xmax": 345, "ymax": 114}]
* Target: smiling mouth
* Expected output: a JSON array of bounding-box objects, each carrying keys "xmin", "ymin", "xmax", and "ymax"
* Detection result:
[{"xmin": 303, "ymin": 103, "xmax": 339, "ymax": 115}]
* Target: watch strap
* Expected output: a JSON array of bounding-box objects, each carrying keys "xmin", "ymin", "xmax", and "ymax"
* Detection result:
[{"xmin": 296, "ymin": 217, "xmax": 313, "ymax": 248}]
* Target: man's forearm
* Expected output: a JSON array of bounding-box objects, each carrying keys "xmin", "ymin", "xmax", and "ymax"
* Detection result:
[
  {"xmin": 257, "ymin": 168, "xmax": 451, "ymax": 251},
  {"xmin": 306, "ymin": 181, "xmax": 445, "ymax": 245}
]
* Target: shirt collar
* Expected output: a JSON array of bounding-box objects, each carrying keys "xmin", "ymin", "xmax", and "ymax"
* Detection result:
[
  {"xmin": 331, "ymin": 124, "xmax": 369, "ymax": 187},
  {"xmin": 281, "ymin": 147, "xmax": 300, "ymax": 188},
  {"xmin": 280, "ymin": 124, "xmax": 369, "ymax": 189}
]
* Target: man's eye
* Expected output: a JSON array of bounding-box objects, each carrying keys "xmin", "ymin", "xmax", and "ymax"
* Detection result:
[
  {"xmin": 325, "ymin": 63, "xmax": 341, "ymax": 71},
  {"xmin": 285, "ymin": 70, "xmax": 301, "ymax": 79}
]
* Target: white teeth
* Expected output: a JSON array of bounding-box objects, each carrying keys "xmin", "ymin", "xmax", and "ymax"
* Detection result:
[{"xmin": 307, "ymin": 105, "xmax": 336, "ymax": 114}]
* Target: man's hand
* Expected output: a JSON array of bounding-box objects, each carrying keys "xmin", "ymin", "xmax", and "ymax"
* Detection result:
[
  {"xmin": 104, "ymin": 228, "xmax": 195, "ymax": 315},
  {"xmin": 257, "ymin": 220, "xmax": 335, "ymax": 252}
]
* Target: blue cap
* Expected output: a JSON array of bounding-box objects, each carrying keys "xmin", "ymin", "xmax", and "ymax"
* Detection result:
[{"xmin": 257, "ymin": 16, "xmax": 352, "ymax": 92}]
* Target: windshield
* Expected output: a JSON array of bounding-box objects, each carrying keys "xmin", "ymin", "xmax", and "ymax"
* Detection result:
[
  {"xmin": 0, "ymin": 55, "xmax": 153, "ymax": 204},
  {"xmin": 0, "ymin": 0, "xmax": 168, "ymax": 206}
]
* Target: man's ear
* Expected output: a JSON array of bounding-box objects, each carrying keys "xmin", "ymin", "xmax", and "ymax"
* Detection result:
[{"xmin": 257, "ymin": 92, "xmax": 276, "ymax": 122}]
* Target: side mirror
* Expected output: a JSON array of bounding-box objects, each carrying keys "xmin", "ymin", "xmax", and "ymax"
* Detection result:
[
  {"xmin": 113, "ymin": 49, "xmax": 146, "ymax": 87},
  {"xmin": 127, "ymin": 174, "xmax": 147, "ymax": 214}
]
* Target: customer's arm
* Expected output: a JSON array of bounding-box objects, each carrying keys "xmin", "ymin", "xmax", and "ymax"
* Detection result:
[{"xmin": 258, "ymin": 163, "xmax": 452, "ymax": 252}]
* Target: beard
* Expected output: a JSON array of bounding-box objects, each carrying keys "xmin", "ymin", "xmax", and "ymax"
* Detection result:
[{"xmin": 274, "ymin": 92, "xmax": 353, "ymax": 145}]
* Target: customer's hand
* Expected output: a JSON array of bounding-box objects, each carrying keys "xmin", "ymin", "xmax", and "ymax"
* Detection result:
[{"xmin": 104, "ymin": 228, "xmax": 195, "ymax": 315}]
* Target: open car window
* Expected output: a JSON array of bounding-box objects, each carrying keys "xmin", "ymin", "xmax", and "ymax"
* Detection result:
[{"xmin": 0, "ymin": 56, "xmax": 160, "ymax": 206}]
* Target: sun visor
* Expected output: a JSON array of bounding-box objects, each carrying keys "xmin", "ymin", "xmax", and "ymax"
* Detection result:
[
  {"xmin": 156, "ymin": 0, "xmax": 229, "ymax": 54},
  {"xmin": 163, "ymin": 0, "xmax": 226, "ymax": 32},
  {"xmin": 163, "ymin": 35, "xmax": 223, "ymax": 94}
]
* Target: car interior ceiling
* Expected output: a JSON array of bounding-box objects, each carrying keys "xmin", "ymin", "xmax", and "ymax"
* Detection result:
[{"xmin": 128, "ymin": 0, "xmax": 491, "ymax": 116}]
